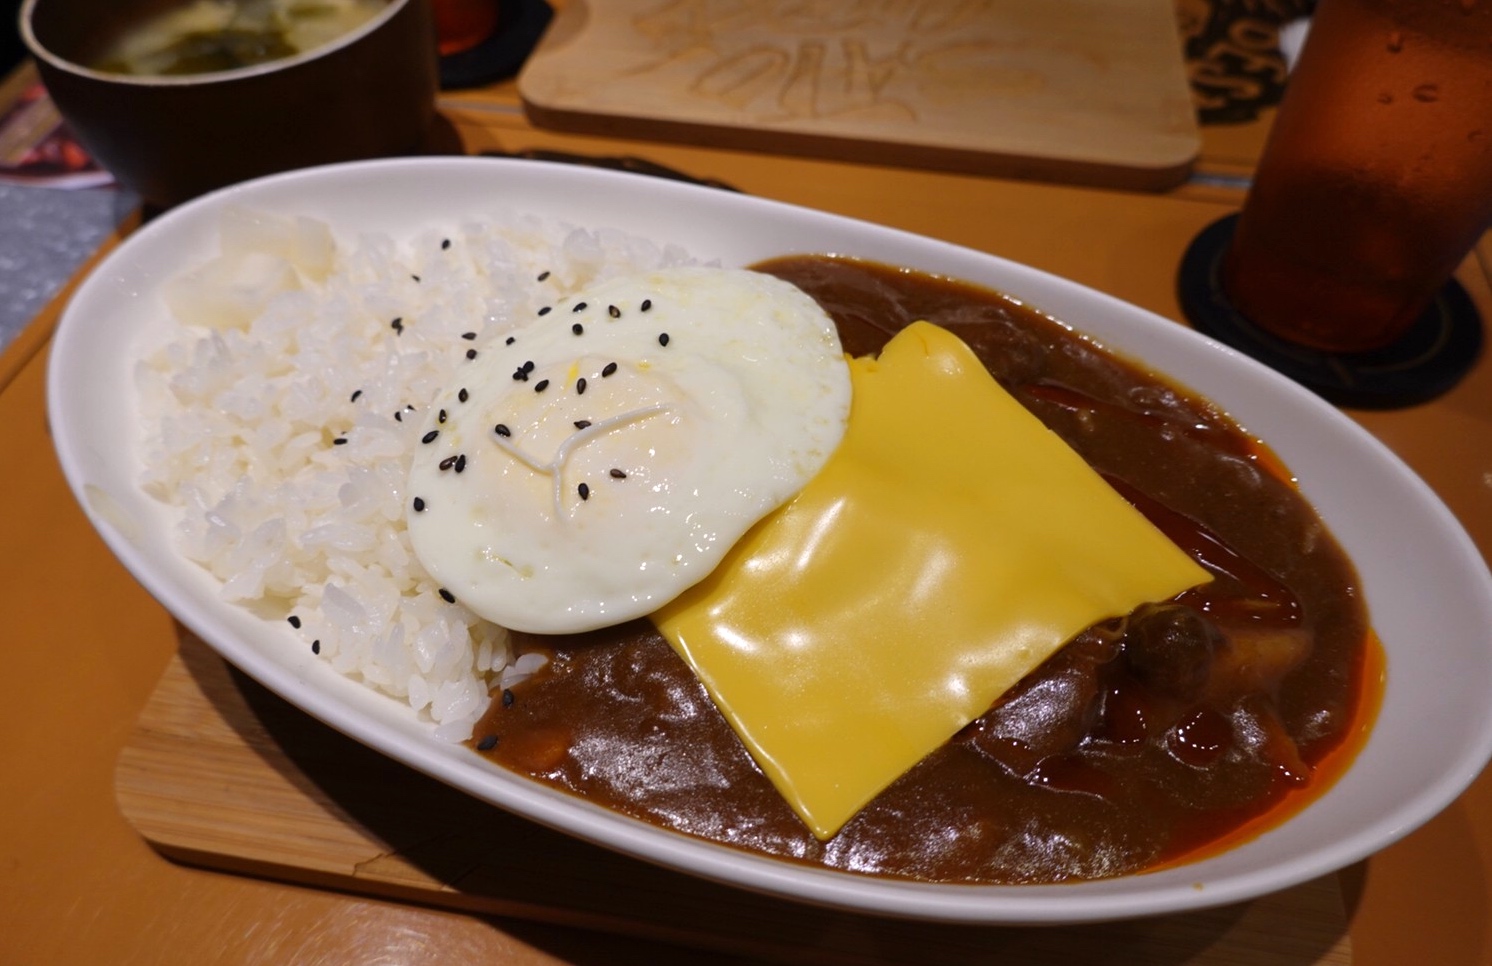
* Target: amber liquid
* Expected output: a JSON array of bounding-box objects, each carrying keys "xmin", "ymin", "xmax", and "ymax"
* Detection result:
[{"xmin": 1224, "ymin": 0, "xmax": 1492, "ymax": 354}]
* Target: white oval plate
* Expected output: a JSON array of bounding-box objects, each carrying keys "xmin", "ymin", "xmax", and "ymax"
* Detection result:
[{"xmin": 48, "ymin": 157, "xmax": 1492, "ymax": 924}]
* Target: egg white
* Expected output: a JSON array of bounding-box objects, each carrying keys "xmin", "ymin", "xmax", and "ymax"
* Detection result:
[{"xmin": 406, "ymin": 266, "xmax": 852, "ymax": 634}]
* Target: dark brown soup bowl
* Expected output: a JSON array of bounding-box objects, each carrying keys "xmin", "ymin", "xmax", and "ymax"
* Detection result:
[{"xmin": 20, "ymin": 0, "xmax": 440, "ymax": 209}]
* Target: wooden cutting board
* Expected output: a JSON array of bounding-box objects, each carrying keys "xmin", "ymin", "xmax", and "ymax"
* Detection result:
[
  {"xmin": 115, "ymin": 631, "xmax": 1354, "ymax": 964},
  {"xmin": 516, "ymin": 0, "xmax": 1202, "ymax": 190}
]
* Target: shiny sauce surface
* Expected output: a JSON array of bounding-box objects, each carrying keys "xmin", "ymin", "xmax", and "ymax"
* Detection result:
[{"xmin": 473, "ymin": 256, "xmax": 1373, "ymax": 884}]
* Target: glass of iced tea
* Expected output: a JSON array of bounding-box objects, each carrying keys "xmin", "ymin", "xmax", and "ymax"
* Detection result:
[{"xmin": 1222, "ymin": 0, "xmax": 1492, "ymax": 354}]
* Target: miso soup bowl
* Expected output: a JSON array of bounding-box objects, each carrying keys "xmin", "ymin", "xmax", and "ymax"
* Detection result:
[{"xmin": 20, "ymin": 0, "xmax": 440, "ymax": 209}]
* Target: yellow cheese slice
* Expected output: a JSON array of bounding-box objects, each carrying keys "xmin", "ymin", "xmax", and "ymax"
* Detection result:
[{"xmin": 651, "ymin": 321, "xmax": 1210, "ymax": 839}]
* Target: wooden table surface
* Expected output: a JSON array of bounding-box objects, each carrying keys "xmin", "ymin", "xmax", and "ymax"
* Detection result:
[{"xmin": 5, "ymin": 38, "xmax": 1492, "ymax": 965}]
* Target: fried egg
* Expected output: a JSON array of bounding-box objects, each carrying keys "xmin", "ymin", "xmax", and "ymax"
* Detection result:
[{"xmin": 406, "ymin": 266, "xmax": 852, "ymax": 634}]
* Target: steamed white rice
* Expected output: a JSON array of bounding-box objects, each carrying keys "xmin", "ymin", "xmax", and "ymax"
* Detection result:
[{"xmin": 135, "ymin": 205, "xmax": 698, "ymax": 740}]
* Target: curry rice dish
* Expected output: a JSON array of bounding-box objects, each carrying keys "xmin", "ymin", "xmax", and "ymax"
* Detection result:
[{"xmin": 475, "ymin": 255, "xmax": 1376, "ymax": 885}]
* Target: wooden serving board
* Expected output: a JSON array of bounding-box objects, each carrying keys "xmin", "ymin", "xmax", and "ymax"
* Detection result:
[
  {"xmin": 116, "ymin": 631, "xmax": 1354, "ymax": 964},
  {"xmin": 516, "ymin": 0, "xmax": 1202, "ymax": 190}
]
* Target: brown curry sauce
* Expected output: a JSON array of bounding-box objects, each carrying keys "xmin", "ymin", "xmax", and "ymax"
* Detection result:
[{"xmin": 471, "ymin": 256, "xmax": 1377, "ymax": 884}]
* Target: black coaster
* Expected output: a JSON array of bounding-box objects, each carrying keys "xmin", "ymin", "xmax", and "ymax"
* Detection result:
[
  {"xmin": 1177, "ymin": 214, "xmax": 1483, "ymax": 409},
  {"xmin": 439, "ymin": 0, "xmax": 554, "ymax": 90}
]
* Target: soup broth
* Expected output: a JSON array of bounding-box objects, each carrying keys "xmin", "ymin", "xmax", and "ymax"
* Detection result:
[{"xmin": 90, "ymin": 0, "xmax": 388, "ymax": 75}]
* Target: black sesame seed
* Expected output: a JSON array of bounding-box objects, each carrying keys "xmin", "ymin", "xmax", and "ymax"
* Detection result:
[
  {"xmin": 413, "ymin": 496, "xmax": 426, "ymax": 512},
  {"xmin": 534, "ymin": 379, "xmax": 550, "ymax": 393},
  {"xmin": 441, "ymin": 238, "xmax": 451, "ymax": 250},
  {"xmin": 576, "ymin": 377, "xmax": 587, "ymax": 395},
  {"xmin": 407, "ymin": 404, "xmax": 416, "ymax": 410},
  {"xmin": 454, "ymin": 454, "xmax": 467, "ymax": 473},
  {"xmin": 512, "ymin": 369, "xmax": 528, "ymax": 382},
  {"xmin": 602, "ymin": 362, "xmax": 618, "ymax": 377},
  {"xmin": 608, "ymin": 304, "xmax": 620, "ymax": 318},
  {"xmin": 538, "ymin": 306, "xmax": 551, "ymax": 317},
  {"xmin": 572, "ymin": 322, "xmax": 584, "ymax": 335},
  {"xmin": 438, "ymin": 587, "xmax": 455, "ymax": 603},
  {"xmin": 411, "ymin": 274, "xmax": 421, "ymax": 282},
  {"xmin": 502, "ymin": 688, "xmax": 515, "ymax": 707},
  {"xmin": 288, "ymin": 615, "xmax": 302, "ymax": 629},
  {"xmin": 461, "ymin": 331, "xmax": 477, "ymax": 340},
  {"xmin": 458, "ymin": 388, "xmax": 469, "ymax": 403},
  {"xmin": 391, "ymin": 317, "xmax": 404, "ymax": 333},
  {"xmin": 422, "ymin": 430, "xmax": 439, "ymax": 444},
  {"xmin": 537, "ymin": 270, "xmax": 550, "ymax": 281},
  {"xmin": 466, "ymin": 348, "xmax": 478, "ymax": 360},
  {"xmin": 523, "ymin": 360, "xmax": 535, "ymax": 372},
  {"xmin": 573, "ymin": 301, "xmax": 588, "ymax": 313},
  {"xmin": 641, "ymin": 298, "xmax": 653, "ymax": 312},
  {"xmin": 438, "ymin": 409, "xmax": 448, "ymax": 424},
  {"xmin": 578, "ymin": 482, "xmax": 590, "ymax": 500},
  {"xmin": 505, "ymin": 335, "xmax": 516, "ymax": 345},
  {"xmin": 439, "ymin": 455, "xmax": 458, "ymax": 471},
  {"xmin": 395, "ymin": 411, "xmax": 404, "ymax": 422},
  {"xmin": 311, "ymin": 639, "xmax": 321, "ymax": 655},
  {"xmin": 350, "ymin": 389, "xmax": 363, "ymax": 402},
  {"xmin": 476, "ymin": 734, "xmax": 498, "ymax": 751},
  {"xmin": 658, "ymin": 332, "xmax": 670, "ymax": 346},
  {"xmin": 574, "ymin": 419, "xmax": 592, "ymax": 429},
  {"xmin": 609, "ymin": 468, "xmax": 627, "ymax": 479},
  {"xmin": 333, "ymin": 437, "xmax": 348, "ymax": 446},
  {"xmin": 495, "ymin": 424, "xmax": 511, "ymax": 437}
]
